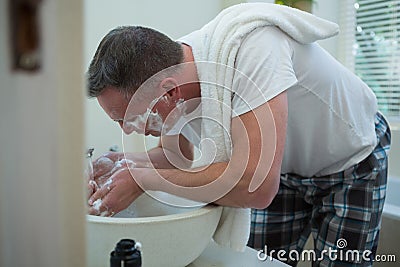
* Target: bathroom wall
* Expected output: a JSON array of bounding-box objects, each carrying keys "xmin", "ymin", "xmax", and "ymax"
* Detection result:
[
  {"xmin": 0, "ymin": 0, "xmax": 86, "ymax": 266},
  {"xmin": 313, "ymin": 0, "xmax": 340, "ymax": 56},
  {"xmin": 84, "ymin": 0, "xmax": 222, "ymax": 158}
]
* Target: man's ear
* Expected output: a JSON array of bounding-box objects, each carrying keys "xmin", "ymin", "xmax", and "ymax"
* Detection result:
[{"xmin": 159, "ymin": 77, "xmax": 181, "ymax": 99}]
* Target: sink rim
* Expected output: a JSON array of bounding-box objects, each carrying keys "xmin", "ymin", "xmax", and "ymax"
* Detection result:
[{"xmin": 86, "ymin": 204, "xmax": 222, "ymax": 225}]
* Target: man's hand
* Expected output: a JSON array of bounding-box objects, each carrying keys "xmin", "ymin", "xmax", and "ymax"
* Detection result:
[
  {"xmin": 93, "ymin": 153, "xmax": 117, "ymax": 178},
  {"xmin": 88, "ymin": 152, "xmax": 140, "ymax": 197},
  {"xmin": 88, "ymin": 168, "xmax": 143, "ymax": 216}
]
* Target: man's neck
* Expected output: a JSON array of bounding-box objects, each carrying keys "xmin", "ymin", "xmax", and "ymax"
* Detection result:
[{"xmin": 179, "ymin": 44, "xmax": 201, "ymax": 114}]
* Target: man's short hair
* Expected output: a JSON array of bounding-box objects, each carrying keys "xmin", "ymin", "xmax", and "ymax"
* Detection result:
[{"xmin": 87, "ymin": 26, "xmax": 184, "ymax": 98}]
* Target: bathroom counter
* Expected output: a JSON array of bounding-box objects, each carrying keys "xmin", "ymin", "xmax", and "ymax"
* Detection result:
[{"xmin": 188, "ymin": 241, "xmax": 289, "ymax": 267}]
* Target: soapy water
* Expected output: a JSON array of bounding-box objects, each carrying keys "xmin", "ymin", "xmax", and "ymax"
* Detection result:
[
  {"xmin": 91, "ymin": 198, "xmax": 111, "ymax": 217},
  {"xmin": 124, "ymin": 108, "xmax": 163, "ymax": 135},
  {"xmin": 92, "ymin": 198, "xmax": 102, "ymax": 211},
  {"xmin": 124, "ymin": 98, "xmax": 187, "ymax": 135},
  {"xmin": 124, "ymin": 96, "xmax": 161, "ymax": 134},
  {"xmin": 95, "ymin": 158, "xmax": 136, "ymax": 185},
  {"xmin": 88, "ymin": 157, "xmax": 137, "ymax": 216},
  {"xmin": 93, "ymin": 156, "xmax": 114, "ymax": 177}
]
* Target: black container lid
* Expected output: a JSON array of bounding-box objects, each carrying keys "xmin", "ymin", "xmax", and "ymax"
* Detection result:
[{"xmin": 110, "ymin": 239, "xmax": 141, "ymax": 267}]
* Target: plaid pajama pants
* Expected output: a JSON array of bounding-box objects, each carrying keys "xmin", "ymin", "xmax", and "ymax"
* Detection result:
[{"xmin": 248, "ymin": 113, "xmax": 391, "ymax": 267}]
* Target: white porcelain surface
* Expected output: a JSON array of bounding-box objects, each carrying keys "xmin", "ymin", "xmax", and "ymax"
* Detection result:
[{"xmin": 86, "ymin": 192, "xmax": 223, "ymax": 267}]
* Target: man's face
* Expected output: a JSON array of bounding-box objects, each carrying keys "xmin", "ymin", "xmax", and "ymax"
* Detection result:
[
  {"xmin": 97, "ymin": 86, "xmax": 181, "ymax": 136},
  {"xmin": 97, "ymin": 87, "xmax": 130, "ymax": 131}
]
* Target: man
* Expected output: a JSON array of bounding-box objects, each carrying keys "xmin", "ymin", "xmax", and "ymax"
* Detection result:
[{"xmin": 86, "ymin": 3, "xmax": 390, "ymax": 266}]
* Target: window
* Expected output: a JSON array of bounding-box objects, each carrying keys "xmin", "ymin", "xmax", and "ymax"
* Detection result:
[{"xmin": 339, "ymin": 0, "xmax": 400, "ymax": 117}]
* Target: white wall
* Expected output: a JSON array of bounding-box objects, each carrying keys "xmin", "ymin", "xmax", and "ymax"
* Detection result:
[
  {"xmin": 0, "ymin": 0, "xmax": 86, "ymax": 266},
  {"xmin": 84, "ymin": 0, "xmax": 222, "ymax": 158},
  {"xmin": 313, "ymin": 0, "xmax": 340, "ymax": 57}
]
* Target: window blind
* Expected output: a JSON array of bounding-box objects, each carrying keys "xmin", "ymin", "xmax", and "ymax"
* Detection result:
[
  {"xmin": 339, "ymin": 0, "xmax": 400, "ymax": 117},
  {"xmin": 355, "ymin": 0, "xmax": 400, "ymax": 117}
]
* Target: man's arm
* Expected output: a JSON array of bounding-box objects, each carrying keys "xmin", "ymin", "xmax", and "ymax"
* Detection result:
[
  {"xmin": 135, "ymin": 91, "xmax": 287, "ymax": 209},
  {"xmin": 89, "ymin": 92, "xmax": 287, "ymax": 214},
  {"xmin": 96, "ymin": 133, "xmax": 194, "ymax": 170}
]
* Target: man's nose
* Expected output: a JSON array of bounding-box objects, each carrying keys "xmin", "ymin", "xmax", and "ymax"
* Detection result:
[
  {"xmin": 116, "ymin": 119, "xmax": 132, "ymax": 135},
  {"xmin": 121, "ymin": 122, "xmax": 135, "ymax": 135},
  {"xmin": 122, "ymin": 120, "xmax": 145, "ymax": 135}
]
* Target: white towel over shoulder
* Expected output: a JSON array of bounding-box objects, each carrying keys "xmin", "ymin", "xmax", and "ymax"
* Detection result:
[{"xmin": 178, "ymin": 3, "xmax": 339, "ymax": 252}]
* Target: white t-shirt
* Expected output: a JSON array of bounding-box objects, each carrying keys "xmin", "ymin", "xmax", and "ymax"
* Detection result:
[{"xmin": 175, "ymin": 26, "xmax": 378, "ymax": 177}]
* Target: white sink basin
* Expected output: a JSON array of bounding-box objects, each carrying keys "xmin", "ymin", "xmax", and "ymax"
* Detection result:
[{"xmin": 86, "ymin": 192, "xmax": 223, "ymax": 267}]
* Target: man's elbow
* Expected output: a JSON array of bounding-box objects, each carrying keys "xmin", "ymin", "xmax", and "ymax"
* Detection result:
[{"xmin": 246, "ymin": 174, "xmax": 280, "ymax": 209}]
